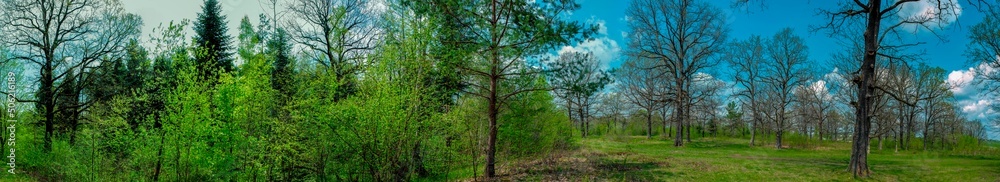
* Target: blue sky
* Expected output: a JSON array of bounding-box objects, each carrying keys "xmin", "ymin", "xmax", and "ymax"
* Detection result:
[{"xmin": 559, "ymin": 0, "xmax": 997, "ymax": 139}]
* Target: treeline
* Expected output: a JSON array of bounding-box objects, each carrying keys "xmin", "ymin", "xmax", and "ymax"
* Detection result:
[{"xmin": 0, "ymin": 0, "xmax": 592, "ymax": 181}]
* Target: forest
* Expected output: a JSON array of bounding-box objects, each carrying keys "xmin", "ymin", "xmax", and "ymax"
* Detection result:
[{"xmin": 0, "ymin": 0, "xmax": 998, "ymax": 181}]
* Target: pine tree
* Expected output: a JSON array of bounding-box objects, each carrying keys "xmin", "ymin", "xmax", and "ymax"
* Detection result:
[
  {"xmin": 194, "ymin": 0, "xmax": 234, "ymax": 78},
  {"xmin": 269, "ymin": 28, "xmax": 293, "ymax": 99}
]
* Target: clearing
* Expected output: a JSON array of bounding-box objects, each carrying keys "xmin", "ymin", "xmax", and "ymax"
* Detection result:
[{"xmin": 437, "ymin": 136, "xmax": 1000, "ymax": 181}]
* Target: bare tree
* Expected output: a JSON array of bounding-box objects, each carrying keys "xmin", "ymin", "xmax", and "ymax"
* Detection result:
[
  {"xmin": 761, "ymin": 28, "xmax": 810, "ymax": 149},
  {"xmin": 616, "ymin": 57, "xmax": 667, "ymax": 139},
  {"xmin": 597, "ymin": 92, "xmax": 631, "ymax": 133},
  {"xmin": 726, "ymin": 35, "xmax": 766, "ymax": 146},
  {"xmin": 285, "ymin": 0, "xmax": 379, "ymax": 99},
  {"xmin": 796, "ymin": 77, "xmax": 834, "ymax": 142},
  {"xmin": 626, "ymin": 0, "xmax": 728, "ymax": 147},
  {"xmin": 967, "ymin": 6, "xmax": 1000, "ymax": 93},
  {"xmin": 0, "ymin": 0, "xmax": 141, "ymax": 151},
  {"xmin": 967, "ymin": 8, "xmax": 1000, "ymax": 132},
  {"xmin": 813, "ymin": 0, "xmax": 974, "ymax": 175}
]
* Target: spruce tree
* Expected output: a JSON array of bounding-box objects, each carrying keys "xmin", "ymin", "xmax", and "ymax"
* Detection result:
[
  {"xmin": 194, "ymin": 0, "xmax": 234, "ymax": 77},
  {"xmin": 269, "ymin": 28, "xmax": 294, "ymax": 101}
]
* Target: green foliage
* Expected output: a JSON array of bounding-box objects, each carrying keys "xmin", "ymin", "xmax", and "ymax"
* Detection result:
[
  {"xmin": 8, "ymin": 1, "xmax": 591, "ymax": 181},
  {"xmin": 500, "ymin": 77, "xmax": 577, "ymax": 157}
]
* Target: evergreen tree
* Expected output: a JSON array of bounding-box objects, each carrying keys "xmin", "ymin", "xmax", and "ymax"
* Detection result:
[
  {"xmin": 194, "ymin": 0, "xmax": 234, "ymax": 78},
  {"xmin": 269, "ymin": 28, "xmax": 294, "ymax": 102}
]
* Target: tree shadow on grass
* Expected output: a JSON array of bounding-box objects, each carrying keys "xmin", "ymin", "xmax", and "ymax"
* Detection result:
[{"xmin": 489, "ymin": 149, "xmax": 673, "ymax": 181}]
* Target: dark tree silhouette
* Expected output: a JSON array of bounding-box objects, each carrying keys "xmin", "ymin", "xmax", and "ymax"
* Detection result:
[
  {"xmin": 0, "ymin": 0, "xmax": 141, "ymax": 151},
  {"xmin": 194, "ymin": 0, "xmax": 234, "ymax": 78}
]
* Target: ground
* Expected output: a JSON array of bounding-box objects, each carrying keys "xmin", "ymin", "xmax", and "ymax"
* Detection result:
[{"xmin": 435, "ymin": 136, "xmax": 1000, "ymax": 181}]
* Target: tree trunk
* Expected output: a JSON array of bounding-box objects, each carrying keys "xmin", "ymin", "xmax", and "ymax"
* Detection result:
[
  {"xmin": 646, "ymin": 110, "xmax": 653, "ymax": 139},
  {"xmin": 570, "ymin": 102, "xmax": 584, "ymax": 138},
  {"xmin": 485, "ymin": 75, "xmax": 499, "ymax": 178},
  {"xmin": 923, "ymin": 99, "xmax": 934, "ymax": 151},
  {"xmin": 818, "ymin": 117, "xmax": 824, "ymax": 142},
  {"xmin": 776, "ymin": 112, "xmax": 784, "ymax": 149},
  {"xmin": 849, "ymin": 0, "xmax": 881, "ymax": 177},
  {"xmin": 661, "ymin": 108, "xmax": 668, "ymax": 138},
  {"xmin": 580, "ymin": 106, "xmax": 588, "ymax": 137},
  {"xmin": 700, "ymin": 117, "xmax": 705, "ymax": 137},
  {"xmin": 41, "ymin": 63, "xmax": 54, "ymax": 152},
  {"xmin": 668, "ymin": 111, "xmax": 673, "ymax": 138},
  {"xmin": 878, "ymin": 135, "xmax": 884, "ymax": 151},
  {"xmin": 775, "ymin": 130, "xmax": 783, "ymax": 149},
  {"xmin": 750, "ymin": 118, "xmax": 757, "ymax": 146},
  {"xmin": 674, "ymin": 100, "xmax": 684, "ymax": 147},
  {"xmin": 685, "ymin": 105, "xmax": 692, "ymax": 143}
]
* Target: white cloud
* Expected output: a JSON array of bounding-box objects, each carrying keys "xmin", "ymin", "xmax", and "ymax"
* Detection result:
[
  {"xmin": 556, "ymin": 18, "xmax": 620, "ymax": 70},
  {"xmin": 947, "ymin": 62, "xmax": 1000, "ymax": 140},
  {"xmin": 947, "ymin": 67, "xmax": 976, "ymax": 95},
  {"xmin": 557, "ymin": 37, "xmax": 620, "ymax": 71},
  {"xmin": 960, "ymin": 99, "xmax": 994, "ymax": 115},
  {"xmin": 809, "ymin": 80, "xmax": 834, "ymax": 101},
  {"xmin": 621, "ymin": 31, "xmax": 629, "ymax": 39},
  {"xmin": 897, "ymin": 0, "xmax": 963, "ymax": 31}
]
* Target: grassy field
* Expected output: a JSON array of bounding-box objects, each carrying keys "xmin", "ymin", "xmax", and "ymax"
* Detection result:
[{"xmin": 439, "ymin": 136, "xmax": 1000, "ymax": 181}]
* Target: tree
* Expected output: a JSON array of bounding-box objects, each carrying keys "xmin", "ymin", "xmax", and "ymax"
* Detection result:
[
  {"xmin": 616, "ymin": 57, "xmax": 667, "ymax": 139},
  {"xmin": 407, "ymin": 0, "xmax": 595, "ymax": 178},
  {"xmin": 689, "ymin": 74, "xmax": 725, "ymax": 138},
  {"xmin": 761, "ymin": 28, "xmax": 810, "ymax": 149},
  {"xmin": 796, "ymin": 78, "xmax": 834, "ymax": 142},
  {"xmin": 968, "ymin": 8, "xmax": 1000, "ymax": 88},
  {"xmin": 626, "ymin": 0, "xmax": 728, "ymax": 147},
  {"xmin": 268, "ymin": 26, "xmax": 296, "ymax": 112},
  {"xmin": 286, "ymin": 0, "xmax": 379, "ymax": 100},
  {"xmin": 967, "ymin": 8, "xmax": 1000, "ymax": 123},
  {"xmin": 194, "ymin": 0, "xmax": 234, "ymax": 77},
  {"xmin": 724, "ymin": 102, "xmax": 744, "ymax": 136},
  {"xmin": 0, "ymin": 0, "xmax": 142, "ymax": 151},
  {"xmin": 598, "ymin": 92, "xmax": 631, "ymax": 133},
  {"xmin": 548, "ymin": 51, "xmax": 612, "ymax": 137},
  {"xmin": 726, "ymin": 35, "xmax": 766, "ymax": 146},
  {"xmin": 815, "ymin": 0, "xmax": 967, "ymax": 176}
]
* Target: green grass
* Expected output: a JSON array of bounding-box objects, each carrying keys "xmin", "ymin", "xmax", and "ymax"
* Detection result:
[
  {"xmin": 597, "ymin": 136, "xmax": 1000, "ymax": 181},
  {"xmin": 449, "ymin": 136, "xmax": 1000, "ymax": 181}
]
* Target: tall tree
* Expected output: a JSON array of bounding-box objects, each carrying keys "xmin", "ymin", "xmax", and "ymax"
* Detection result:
[
  {"xmin": 967, "ymin": 8, "xmax": 1000, "ymax": 118},
  {"xmin": 616, "ymin": 57, "xmax": 667, "ymax": 139},
  {"xmin": 286, "ymin": 0, "xmax": 379, "ymax": 100},
  {"xmin": 626, "ymin": 0, "xmax": 728, "ymax": 147},
  {"xmin": 407, "ymin": 0, "xmax": 594, "ymax": 178},
  {"xmin": 194, "ymin": 0, "xmax": 234, "ymax": 78},
  {"xmin": 0, "ymin": 0, "xmax": 142, "ymax": 151},
  {"xmin": 761, "ymin": 28, "xmax": 810, "ymax": 149},
  {"xmin": 726, "ymin": 35, "xmax": 766, "ymax": 146},
  {"xmin": 815, "ymin": 0, "xmax": 968, "ymax": 176}
]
